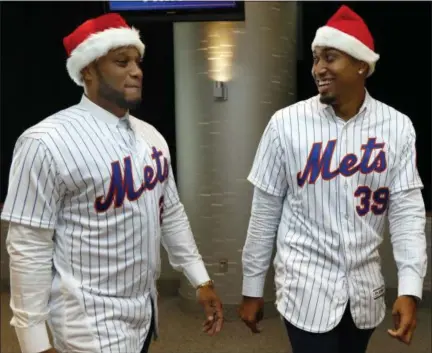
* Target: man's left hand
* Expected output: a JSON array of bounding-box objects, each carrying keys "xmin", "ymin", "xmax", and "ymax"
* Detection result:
[
  {"xmin": 387, "ymin": 295, "xmax": 418, "ymax": 345},
  {"xmin": 197, "ymin": 285, "xmax": 224, "ymax": 336}
]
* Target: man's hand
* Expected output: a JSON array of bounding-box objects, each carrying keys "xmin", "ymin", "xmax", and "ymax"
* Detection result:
[
  {"xmin": 196, "ymin": 285, "xmax": 224, "ymax": 336},
  {"xmin": 238, "ymin": 296, "xmax": 264, "ymax": 333},
  {"xmin": 387, "ymin": 295, "xmax": 418, "ymax": 345}
]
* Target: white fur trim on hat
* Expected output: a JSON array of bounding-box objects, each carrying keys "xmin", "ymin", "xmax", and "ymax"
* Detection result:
[
  {"xmin": 311, "ymin": 26, "xmax": 380, "ymax": 76},
  {"xmin": 66, "ymin": 27, "xmax": 145, "ymax": 86}
]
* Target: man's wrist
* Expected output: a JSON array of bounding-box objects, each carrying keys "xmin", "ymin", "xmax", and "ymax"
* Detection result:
[
  {"xmin": 183, "ymin": 261, "xmax": 211, "ymax": 288},
  {"xmin": 40, "ymin": 349, "xmax": 56, "ymax": 353},
  {"xmin": 196, "ymin": 280, "xmax": 214, "ymax": 290},
  {"xmin": 398, "ymin": 274, "xmax": 423, "ymax": 300},
  {"xmin": 242, "ymin": 295, "xmax": 262, "ymax": 300},
  {"xmin": 242, "ymin": 275, "xmax": 266, "ymax": 298},
  {"xmin": 400, "ymin": 294, "xmax": 420, "ymax": 305}
]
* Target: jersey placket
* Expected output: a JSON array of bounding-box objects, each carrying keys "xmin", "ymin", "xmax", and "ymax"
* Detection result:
[
  {"xmin": 338, "ymin": 122, "xmax": 351, "ymax": 223},
  {"xmin": 117, "ymin": 120, "xmax": 143, "ymax": 182},
  {"xmin": 340, "ymin": 109, "xmax": 367, "ymax": 269},
  {"xmin": 342, "ymin": 121, "xmax": 357, "ymax": 269},
  {"xmin": 118, "ymin": 119, "xmax": 136, "ymax": 150},
  {"xmin": 336, "ymin": 118, "xmax": 352, "ymax": 300}
]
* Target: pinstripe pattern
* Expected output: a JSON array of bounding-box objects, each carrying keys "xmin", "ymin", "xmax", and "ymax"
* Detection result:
[
  {"xmin": 1, "ymin": 95, "xmax": 172, "ymax": 352},
  {"xmin": 247, "ymin": 91, "xmax": 423, "ymax": 333}
]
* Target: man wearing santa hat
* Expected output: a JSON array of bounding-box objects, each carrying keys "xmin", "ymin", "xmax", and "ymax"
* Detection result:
[
  {"xmin": 2, "ymin": 13, "xmax": 223, "ymax": 353},
  {"xmin": 239, "ymin": 5, "xmax": 427, "ymax": 353}
]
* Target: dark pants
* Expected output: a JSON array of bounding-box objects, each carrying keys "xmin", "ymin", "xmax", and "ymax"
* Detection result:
[
  {"xmin": 284, "ymin": 305, "xmax": 375, "ymax": 353},
  {"xmin": 140, "ymin": 299, "xmax": 155, "ymax": 353}
]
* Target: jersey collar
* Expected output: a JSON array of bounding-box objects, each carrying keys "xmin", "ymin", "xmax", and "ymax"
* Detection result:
[
  {"xmin": 78, "ymin": 95, "xmax": 130, "ymax": 127},
  {"xmin": 317, "ymin": 88, "xmax": 373, "ymax": 116}
]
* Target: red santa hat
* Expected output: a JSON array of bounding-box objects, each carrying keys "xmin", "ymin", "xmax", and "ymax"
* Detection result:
[
  {"xmin": 63, "ymin": 13, "xmax": 145, "ymax": 86},
  {"xmin": 311, "ymin": 5, "xmax": 380, "ymax": 76}
]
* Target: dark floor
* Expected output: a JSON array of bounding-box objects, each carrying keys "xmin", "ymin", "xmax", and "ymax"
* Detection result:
[{"xmin": 1, "ymin": 292, "xmax": 430, "ymax": 353}]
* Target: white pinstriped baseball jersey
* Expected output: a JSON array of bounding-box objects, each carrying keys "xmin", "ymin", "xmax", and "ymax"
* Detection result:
[
  {"xmin": 245, "ymin": 91, "xmax": 426, "ymax": 332},
  {"xmin": 2, "ymin": 95, "xmax": 209, "ymax": 352}
]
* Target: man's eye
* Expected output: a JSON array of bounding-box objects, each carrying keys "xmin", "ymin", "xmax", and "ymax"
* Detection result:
[
  {"xmin": 116, "ymin": 60, "xmax": 128, "ymax": 66},
  {"xmin": 326, "ymin": 55, "xmax": 335, "ymax": 62}
]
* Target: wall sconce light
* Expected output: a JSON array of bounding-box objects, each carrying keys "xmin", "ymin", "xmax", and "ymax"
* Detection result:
[
  {"xmin": 213, "ymin": 81, "xmax": 228, "ymax": 101},
  {"xmin": 203, "ymin": 22, "xmax": 234, "ymax": 102}
]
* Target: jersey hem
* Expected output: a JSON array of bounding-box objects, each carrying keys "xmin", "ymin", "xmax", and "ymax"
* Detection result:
[
  {"xmin": 276, "ymin": 301, "xmax": 344, "ymax": 333},
  {"xmin": 276, "ymin": 300, "xmax": 385, "ymax": 333}
]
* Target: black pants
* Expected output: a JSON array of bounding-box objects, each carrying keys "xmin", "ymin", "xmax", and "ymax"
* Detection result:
[
  {"xmin": 140, "ymin": 299, "xmax": 155, "ymax": 353},
  {"xmin": 284, "ymin": 305, "xmax": 375, "ymax": 353}
]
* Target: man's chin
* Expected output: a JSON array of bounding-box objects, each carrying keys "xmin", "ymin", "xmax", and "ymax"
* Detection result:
[
  {"xmin": 119, "ymin": 98, "xmax": 142, "ymax": 110},
  {"xmin": 126, "ymin": 99, "xmax": 142, "ymax": 110},
  {"xmin": 319, "ymin": 93, "xmax": 336, "ymax": 105}
]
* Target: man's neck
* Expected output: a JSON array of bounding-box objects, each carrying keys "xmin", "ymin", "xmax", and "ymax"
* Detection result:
[
  {"xmin": 332, "ymin": 88, "xmax": 366, "ymax": 121},
  {"xmin": 85, "ymin": 94, "xmax": 127, "ymax": 118}
]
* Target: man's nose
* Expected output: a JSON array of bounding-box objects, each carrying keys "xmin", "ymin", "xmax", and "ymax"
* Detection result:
[
  {"xmin": 130, "ymin": 62, "xmax": 143, "ymax": 78},
  {"xmin": 313, "ymin": 63, "xmax": 328, "ymax": 79}
]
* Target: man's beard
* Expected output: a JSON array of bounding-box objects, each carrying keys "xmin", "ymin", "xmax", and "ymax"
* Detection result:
[
  {"xmin": 96, "ymin": 68, "xmax": 141, "ymax": 110},
  {"xmin": 319, "ymin": 93, "xmax": 337, "ymax": 105}
]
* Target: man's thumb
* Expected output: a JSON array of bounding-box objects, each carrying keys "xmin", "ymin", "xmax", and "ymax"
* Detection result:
[
  {"xmin": 388, "ymin": 315, "xmax": 410, "ymax": 337},
  {"xmin": 387, "ymin": 328, "xmax": 400, "ymax": 337},
  {"xmin": 203, "ymin": 302, "xmax": 214, "ymax": 320}
]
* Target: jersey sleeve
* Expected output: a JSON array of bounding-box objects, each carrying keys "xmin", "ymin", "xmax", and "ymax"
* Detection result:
[
  {"xmin": 1, "ymin": 137, "xmax": 65, "ymax": 229},
  {"xmin": 159, "ymin": 145, "xmax": 211, "ymax": 287},
  {"xmin": 389, "ymin": 119, "xmax": 424, "ymax": 194},
  {"xmin": 247, "ymin": 115, "xmax": 288, "ymax": 197},
  {"xmin": 163, "ymin": 163, "xmax": 181, "ymax": 208}
]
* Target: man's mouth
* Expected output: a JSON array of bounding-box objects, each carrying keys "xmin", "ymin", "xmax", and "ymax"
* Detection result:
[
  {"xmin": 125, "ymin": 83, "xmax": 142, "ymax": 89},
  {"xmin": 316, "ymin": 78, "xmax": 334, "ymax": 92}
]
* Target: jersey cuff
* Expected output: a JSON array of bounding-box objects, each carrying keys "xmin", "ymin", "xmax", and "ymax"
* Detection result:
[
  {"xmin": 183, "ymin": 261, "xmax": 211, "ymax": 288},
  {"xmin": 398, "ymin": 275, "xmax": 424, "ymax": 300},
  {"xmin": 242, "ymin": 275, "xmax": 266, "ymax": 298},
  {"xmin": 15, "ymin": 323, "xmax": 51, "ymax": 353}
]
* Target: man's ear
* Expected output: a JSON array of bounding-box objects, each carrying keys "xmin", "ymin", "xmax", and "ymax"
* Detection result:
[
  {"xmin": 81, "ymin": 65, "xmax": 92, "ymax": 84},
  {"xmin": 359, "ymin": 61, "xmax": 369, "ymax": 77}
]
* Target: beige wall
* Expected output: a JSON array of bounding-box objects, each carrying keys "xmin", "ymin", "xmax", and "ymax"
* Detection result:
[{"xmin": 173, "ymin": 1, "xmax": 298, "ymax": 308}]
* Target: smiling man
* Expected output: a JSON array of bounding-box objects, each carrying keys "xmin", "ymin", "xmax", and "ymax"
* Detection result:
[
  {"xmin": 238, "ymin": 5, "xmax": 427, "ymax": 353},
  {"xmin": 2, "ymin": 13, "xmax": 223, "ymax": 353}
]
